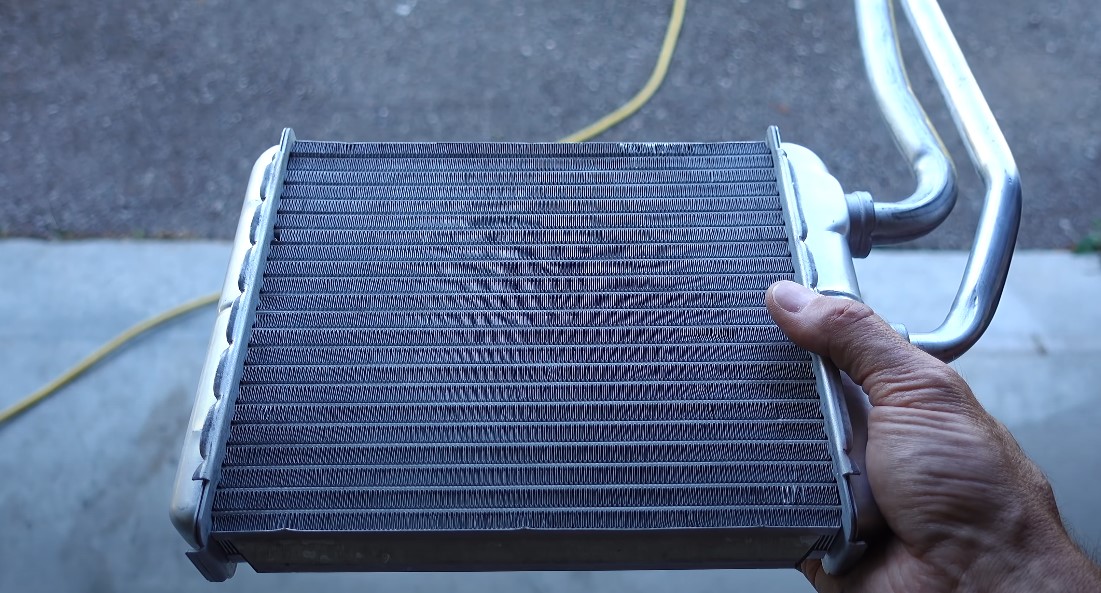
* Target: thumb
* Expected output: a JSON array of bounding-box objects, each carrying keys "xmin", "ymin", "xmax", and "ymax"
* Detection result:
[{"xmin": 765, "ymin": 280, "xmax": 975, "ymax": 411}]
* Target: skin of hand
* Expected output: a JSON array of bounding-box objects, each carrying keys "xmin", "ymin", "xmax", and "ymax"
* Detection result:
[{"xmin": 765, "ymin": 280, "xmax": 1101, "ymax": 593}]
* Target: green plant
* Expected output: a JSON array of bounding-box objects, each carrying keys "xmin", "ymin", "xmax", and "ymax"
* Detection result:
[{"xmin": 1074, "ymin": 221, "xmax": 1101, "ymax": 253}]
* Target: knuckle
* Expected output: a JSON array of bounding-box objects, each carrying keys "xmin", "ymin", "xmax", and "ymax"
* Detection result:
[
  {"xmin": 822, "ymin": 299, "xmax": 877, "ymax": 332},
  {"xmin": 879, "ymin": 359, "xmax": 983, "ymax": 413},
  {"xmin": 820, "ymin": 299, "xmax": 883, "ymax": 357},
  {"xmin": 888, "ymin": 359, "xmax": 961, "ymax": 394},
  {"xmin": 923, "ymin": 363, "xmax": 969, "ymax": 394}
]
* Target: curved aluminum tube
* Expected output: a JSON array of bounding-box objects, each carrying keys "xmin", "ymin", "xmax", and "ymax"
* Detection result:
[
  {"xmin": 894, "ymin": 0, "xmax": 1022, "ymax": 361},
  {"xmin": 857, "ymin": 0, "xmax": 958, "ymax": 245}
]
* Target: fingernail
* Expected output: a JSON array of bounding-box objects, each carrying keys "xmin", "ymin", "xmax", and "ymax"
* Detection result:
[{"xmin": 771, "ymin": 281, "xmax": 816, "ymax": 313}]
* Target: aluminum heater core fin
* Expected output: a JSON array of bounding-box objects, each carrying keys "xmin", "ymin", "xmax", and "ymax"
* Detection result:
[{"xmin": 171, "ymin": 127, "xmax": 874, "ymax": 581}]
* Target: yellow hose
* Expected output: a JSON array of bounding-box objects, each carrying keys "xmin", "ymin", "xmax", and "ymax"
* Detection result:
[
  {"xmin": 0, "ymin": 293, "xmax": 220, "ymax": 426},
  {"xmin": 559, "ymin": 0, "xmax": 687, "ymax": 143}
]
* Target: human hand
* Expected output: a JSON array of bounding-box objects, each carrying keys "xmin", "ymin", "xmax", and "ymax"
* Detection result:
[{"xmin": 765, "ymin": 280, "xmax": 1101, "ymax": 593}]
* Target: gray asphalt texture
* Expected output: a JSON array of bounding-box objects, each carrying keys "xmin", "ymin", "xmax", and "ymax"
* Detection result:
[{"xmin": 2, "ymin": 0, "xmax": 1099, "ymax": 248}]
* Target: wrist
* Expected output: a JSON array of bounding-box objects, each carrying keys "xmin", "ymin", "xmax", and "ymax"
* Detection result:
[{"xmin": 958, "ymin": 517, "xmax": 1101, "ymax": 593}]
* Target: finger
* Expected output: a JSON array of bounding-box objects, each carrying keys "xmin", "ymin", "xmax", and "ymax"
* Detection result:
[
  {"xmin": 766, "ymin": 280, "xmax": 913, "ymax": 386},
  {"xmin": 766, "ymin": 280, "xmax": 974, "ymax": 410},
  {"xmin": 799, "ymin": 558, "xmax": 843, "ymax": 593}
]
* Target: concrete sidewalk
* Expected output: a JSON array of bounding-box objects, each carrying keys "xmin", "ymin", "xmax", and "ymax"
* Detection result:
[{"xmin": 0, "ymin": 240, "xmax": 1098, "ymax": 592}]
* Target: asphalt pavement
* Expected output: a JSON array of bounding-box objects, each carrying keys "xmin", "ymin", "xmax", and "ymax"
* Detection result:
[{"xmin": 2, "ymin": 0, "xmax": 1099, "ymax": 247}]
